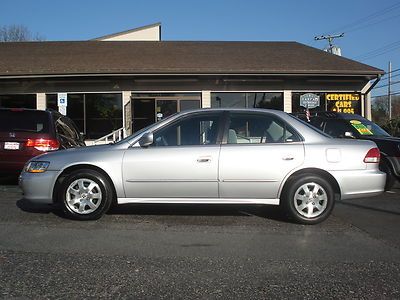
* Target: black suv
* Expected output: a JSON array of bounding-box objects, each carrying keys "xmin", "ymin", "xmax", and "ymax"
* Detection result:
[
  {"xmin": 295, "ymin": 111, "xmax": 400, "ymax": 190},
  {"xmin": 0, "ymin": 108, "xmax": 86, "ymax": 175}
]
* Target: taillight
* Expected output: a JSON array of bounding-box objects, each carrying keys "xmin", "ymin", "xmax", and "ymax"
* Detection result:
[
  {"xmin": 364, "ymin": 147, "xmax": 380, "ymax": 163},
  {"xmin": 26, "ymin": 139, "xmax": 60, "ymax": 151}
]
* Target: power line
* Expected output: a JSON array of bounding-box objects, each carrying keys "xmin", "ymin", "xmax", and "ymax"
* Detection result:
[
  {"xmin": 354, "ymin": 40, "xmax": 400, "ymax": 60},
  {"xmin": 379, "ymin": 72, "xmax": 400, "ymax": 81},
  {"xmin": 345, "ymin": 12, "xmax": 400, "ymax": 34},
  {"xmin": 323, "ymin": 3, "xmax": 400, "ymax": 35},
  {"xmin": 381, "ymin": 68, "xmax": 400, "ymax": 76},
  {"xmin": 360, "ymin": 45, "xmax": 400, "ymax": 61},
  {"xmin": 373, "ymin": 80, "xmax": 400, "ymax": 89},
  {"xmin": 372, "ymin": 91, "xmax": 400, "ymax": 97}
]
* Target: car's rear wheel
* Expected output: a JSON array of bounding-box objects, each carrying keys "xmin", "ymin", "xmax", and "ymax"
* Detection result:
[
  {"xmin": 59, "ymin": 169, "xmax": 113, "ymax": 220},
  {"xmin": 282, "ymin": 175, "xmax": 335, "ymax": 225}
]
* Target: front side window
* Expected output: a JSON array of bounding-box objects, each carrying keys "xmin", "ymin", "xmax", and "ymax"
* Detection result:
[
  {"xmin": 153, "ymin": 113, "xmax": 221, "ymax": 147},
  {"xmin": 227, "ymin": 113, "xmax": 300, "ymax": 144}
]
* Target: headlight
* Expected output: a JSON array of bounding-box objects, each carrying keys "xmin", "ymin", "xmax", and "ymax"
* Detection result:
[{"xmin": 25, "ymin": 161, "xmax": 50, "ymax": 173}]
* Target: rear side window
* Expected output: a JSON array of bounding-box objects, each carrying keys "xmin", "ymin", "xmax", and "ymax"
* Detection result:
[
  {"xmin": 0, "ymin": 110, "xmax": 50, "ymax": 133},
  {"xmin": 227, "ymin": 113, "xmax": 301, "ymax": 144}
]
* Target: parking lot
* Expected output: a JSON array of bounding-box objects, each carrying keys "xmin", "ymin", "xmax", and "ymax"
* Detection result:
[{"xmin": 0, "ymin": 178, "xmax": 399, "ymax": 299}]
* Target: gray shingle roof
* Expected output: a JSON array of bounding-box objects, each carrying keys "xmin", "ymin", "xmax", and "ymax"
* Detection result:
[{"xmin": 0, "ymin": 41, "xmax": 384, "ymax": 77}]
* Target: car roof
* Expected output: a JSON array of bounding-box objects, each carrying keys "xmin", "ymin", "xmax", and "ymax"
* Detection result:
[
  {"xmin": 0, "ymin": 107, "xmax": 63, "ymax": 117},
  {"xmin": 298, "ymin": 111, "xmax": 366, "ymax": 120}
]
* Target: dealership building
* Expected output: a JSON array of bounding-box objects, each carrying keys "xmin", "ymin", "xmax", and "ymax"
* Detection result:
[{"xmin": 0, "ymin": 23, "xmax": 384, "ymax": 142}]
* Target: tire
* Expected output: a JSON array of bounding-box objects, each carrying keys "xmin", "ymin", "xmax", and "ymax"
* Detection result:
[
  {"xmin": 282, "ymin": 175, "xmax": 335, "ymax": 225},
  {"xmin": 58, "ymin": 169, "xmax": 114, "ymax": 220},
  {"xmin": 379, "ymin": 159, "xmax": 395, "ymax": 191}
]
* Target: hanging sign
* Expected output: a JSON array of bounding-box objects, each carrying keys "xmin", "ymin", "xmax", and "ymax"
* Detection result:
[
  {"xmin": 300, "ymin": 93, "xmax": 320, "ymax": 109},
  {"xmin": 57, "ymin": 93, "xmax": 68, "ymax": 116},
  {"xmin": 57, "ymin": 93, "xmax": 68, "ymax": 106}
]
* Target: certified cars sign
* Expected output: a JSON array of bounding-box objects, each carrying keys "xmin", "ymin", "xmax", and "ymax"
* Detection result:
[
  {"xmin": 300, "ymin": 93, "xmax": 320, "ymax": 109},
  {"xmin": 326, "ymin": 93, "xmax": 361, "ymax": 114}
]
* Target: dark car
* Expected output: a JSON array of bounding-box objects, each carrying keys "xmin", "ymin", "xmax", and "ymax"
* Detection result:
[
  {"xmin": 295, "ymin": 111, "xmax": 400, "ymax": 190},
  {"xmin": 0, "ymin": 108, "xmax": 85, "ymax": 176}
]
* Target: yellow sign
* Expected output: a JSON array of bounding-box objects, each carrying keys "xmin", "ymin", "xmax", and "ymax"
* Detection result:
[
  {"xmin": 326, "ymin": 93, "xmax": 360, "ymax": 101},
  {"xmin": 326, "ymin": 93, "xmax": 361, "ymax": 114}
]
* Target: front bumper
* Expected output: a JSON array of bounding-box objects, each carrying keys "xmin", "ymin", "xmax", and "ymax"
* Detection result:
[
  {"xmin": 19, "ymin": 170, "xmax": 61, "ymax": 204},
  {"xmin": 330, "ymin": 169, "xmax": 386, "ymax": 200}
]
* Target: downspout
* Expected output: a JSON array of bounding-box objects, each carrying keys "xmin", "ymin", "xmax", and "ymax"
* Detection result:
[
  {"xmin": 362, "ymin": 74, "xmax": 382, "ymax": 120},
  {"xmin": 363, "ymin": 74, "xmax": 382, "ymax": 95}
]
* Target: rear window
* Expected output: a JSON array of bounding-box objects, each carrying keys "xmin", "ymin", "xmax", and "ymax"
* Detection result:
[
  {"xmin": 345, "ymin": 119, "xmax": 390, "ymax": 137},
  {"xmin": 0, "ymin": 110, "xmax": 50, "ymax": 133}
]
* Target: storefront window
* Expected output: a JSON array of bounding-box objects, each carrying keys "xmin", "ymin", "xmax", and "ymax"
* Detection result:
[
  {"xmin": 85, "ymin": 94, "xmax": 123, "ymax": 139},
  {"xmin": 211, "ymin": 92, "xmax": 283, "ymax": 110},
  {"xmin": 0, "ymin": 94, "xmax": 36, "ymax": 109},
  {"xmin": 46, "ymin": 93, "xmax": 122, "ymax": 139},
  {"xmin": 292, "ymin": 92, "xmax": 361, "ymax": 115}
]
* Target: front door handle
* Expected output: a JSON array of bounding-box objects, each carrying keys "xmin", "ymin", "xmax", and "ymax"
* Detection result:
[{"xmin": 197, "ymin": 156, "xmax": 211, "ymax": 163}]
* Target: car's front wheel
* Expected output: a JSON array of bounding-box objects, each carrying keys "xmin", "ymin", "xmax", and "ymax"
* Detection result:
[
  {"xmin": 58, "ymin": 169, "xmax": 113, "ymax": 220},
  {"xmin": 282, "ymin": 175, "xmax": 335, "ymax": 225}
]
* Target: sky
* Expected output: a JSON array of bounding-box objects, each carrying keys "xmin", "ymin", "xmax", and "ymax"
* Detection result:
[{"xmin": 1, "ymin": 0, "xmax": 400, "ymax": 96}]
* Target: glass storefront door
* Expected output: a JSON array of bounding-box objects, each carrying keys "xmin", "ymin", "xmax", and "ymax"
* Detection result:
[{"xmin": 131, "ymin": 93, "xmax": 201, "ymax": 132}]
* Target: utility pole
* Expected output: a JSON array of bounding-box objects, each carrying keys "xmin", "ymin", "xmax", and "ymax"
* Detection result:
[
  {"xmin": 388, "ymin": 61, "xmax": 392, "ymax": 119},
  {"xmin": 314, "ymin": 33, "xmax": 344, "ymax": 54}
]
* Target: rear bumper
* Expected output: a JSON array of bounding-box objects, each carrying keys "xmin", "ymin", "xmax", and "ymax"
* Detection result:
[
  {"xmin": 19, "ymin": 170, "xmax": 60, "ymax": 204},
  {"xmin": 0, "ymin": 161, "xmax": 26, "ymax": 175},
  {"xmin": 330, "ymin": 169, "xmax": 386, "ymax": 200}
]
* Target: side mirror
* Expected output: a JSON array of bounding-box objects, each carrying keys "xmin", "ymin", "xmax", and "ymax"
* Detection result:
[{"xmin": 139, "ymin": 132, "xmax": 154, "ymax": 147}]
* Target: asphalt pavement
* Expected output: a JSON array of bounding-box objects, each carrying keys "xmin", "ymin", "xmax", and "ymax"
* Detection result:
[{"xmin": 0, "ymin": 177, "xmax": 399, "ymax": 299}]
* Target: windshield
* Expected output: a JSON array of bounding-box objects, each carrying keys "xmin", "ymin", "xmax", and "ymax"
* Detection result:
[{"xmin": 345, "ymin": 118, "xmax": 390, "ymax": 137}]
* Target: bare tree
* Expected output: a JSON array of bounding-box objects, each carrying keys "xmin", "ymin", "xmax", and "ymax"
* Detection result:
[{"xmin": 0, "ymin": 24, "xmax": 45, "ymax": 42}]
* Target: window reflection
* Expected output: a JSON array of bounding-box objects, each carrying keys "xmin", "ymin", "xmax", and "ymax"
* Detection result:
[
  {"xmin": 46, "ymin": 93, "xmax": 122, "ymax": 139},
  {"xmin": 211, "ymin": 92, "xmax": 283, "ymax": 110},
  {"xmin": 0, "ymin": 94, "xmax": 36, "ymax": 109}
]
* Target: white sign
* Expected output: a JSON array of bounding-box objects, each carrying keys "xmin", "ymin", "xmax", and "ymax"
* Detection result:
[
  {"xmin": 300, "ymin": 93, "xmax": 320, "ymax": 109},
  {"xmin": 57, "ymin": 93, "xmax": 68, "ymax": 107},
  {"xmin": 59, "ymin": 105, "xmax": 67, "ymax": 116}
]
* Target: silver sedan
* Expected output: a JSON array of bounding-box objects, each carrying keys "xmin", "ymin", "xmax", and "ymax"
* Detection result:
[{"xmin": 19, "ymin": 109, "xmax": 386, "ymax": 224}]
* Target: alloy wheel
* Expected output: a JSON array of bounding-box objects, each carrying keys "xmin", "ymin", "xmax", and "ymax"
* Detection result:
[
  {"xmin": 65, "ymin": 178, "xmax": 102, "ymax": 215},
  {"xmin": 293, "ymin": 182, "xmax": 328, "ymax": 218}
]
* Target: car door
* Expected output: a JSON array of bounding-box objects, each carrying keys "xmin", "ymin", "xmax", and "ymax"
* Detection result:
[
  {"xmin": 122, "ymin": 111, "xmax": 223, "ymax": 199},
  {"xmin": 218, "ymin": 112, "xmax": 305, "ymax": 199}
]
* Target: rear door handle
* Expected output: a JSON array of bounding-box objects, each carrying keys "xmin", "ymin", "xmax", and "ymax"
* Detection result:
[
  {"xmin": 197, "ymin": 156, "xmax": 211, "ymax": 163},
  {"xmin": 282, "ymin": 156, "xmax": 294, "ymax": 161}
]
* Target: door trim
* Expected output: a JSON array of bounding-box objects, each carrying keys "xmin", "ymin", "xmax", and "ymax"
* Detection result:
[{"xmin": 117, "ymin": 197, "xmax": 280, "ymax": 205}]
